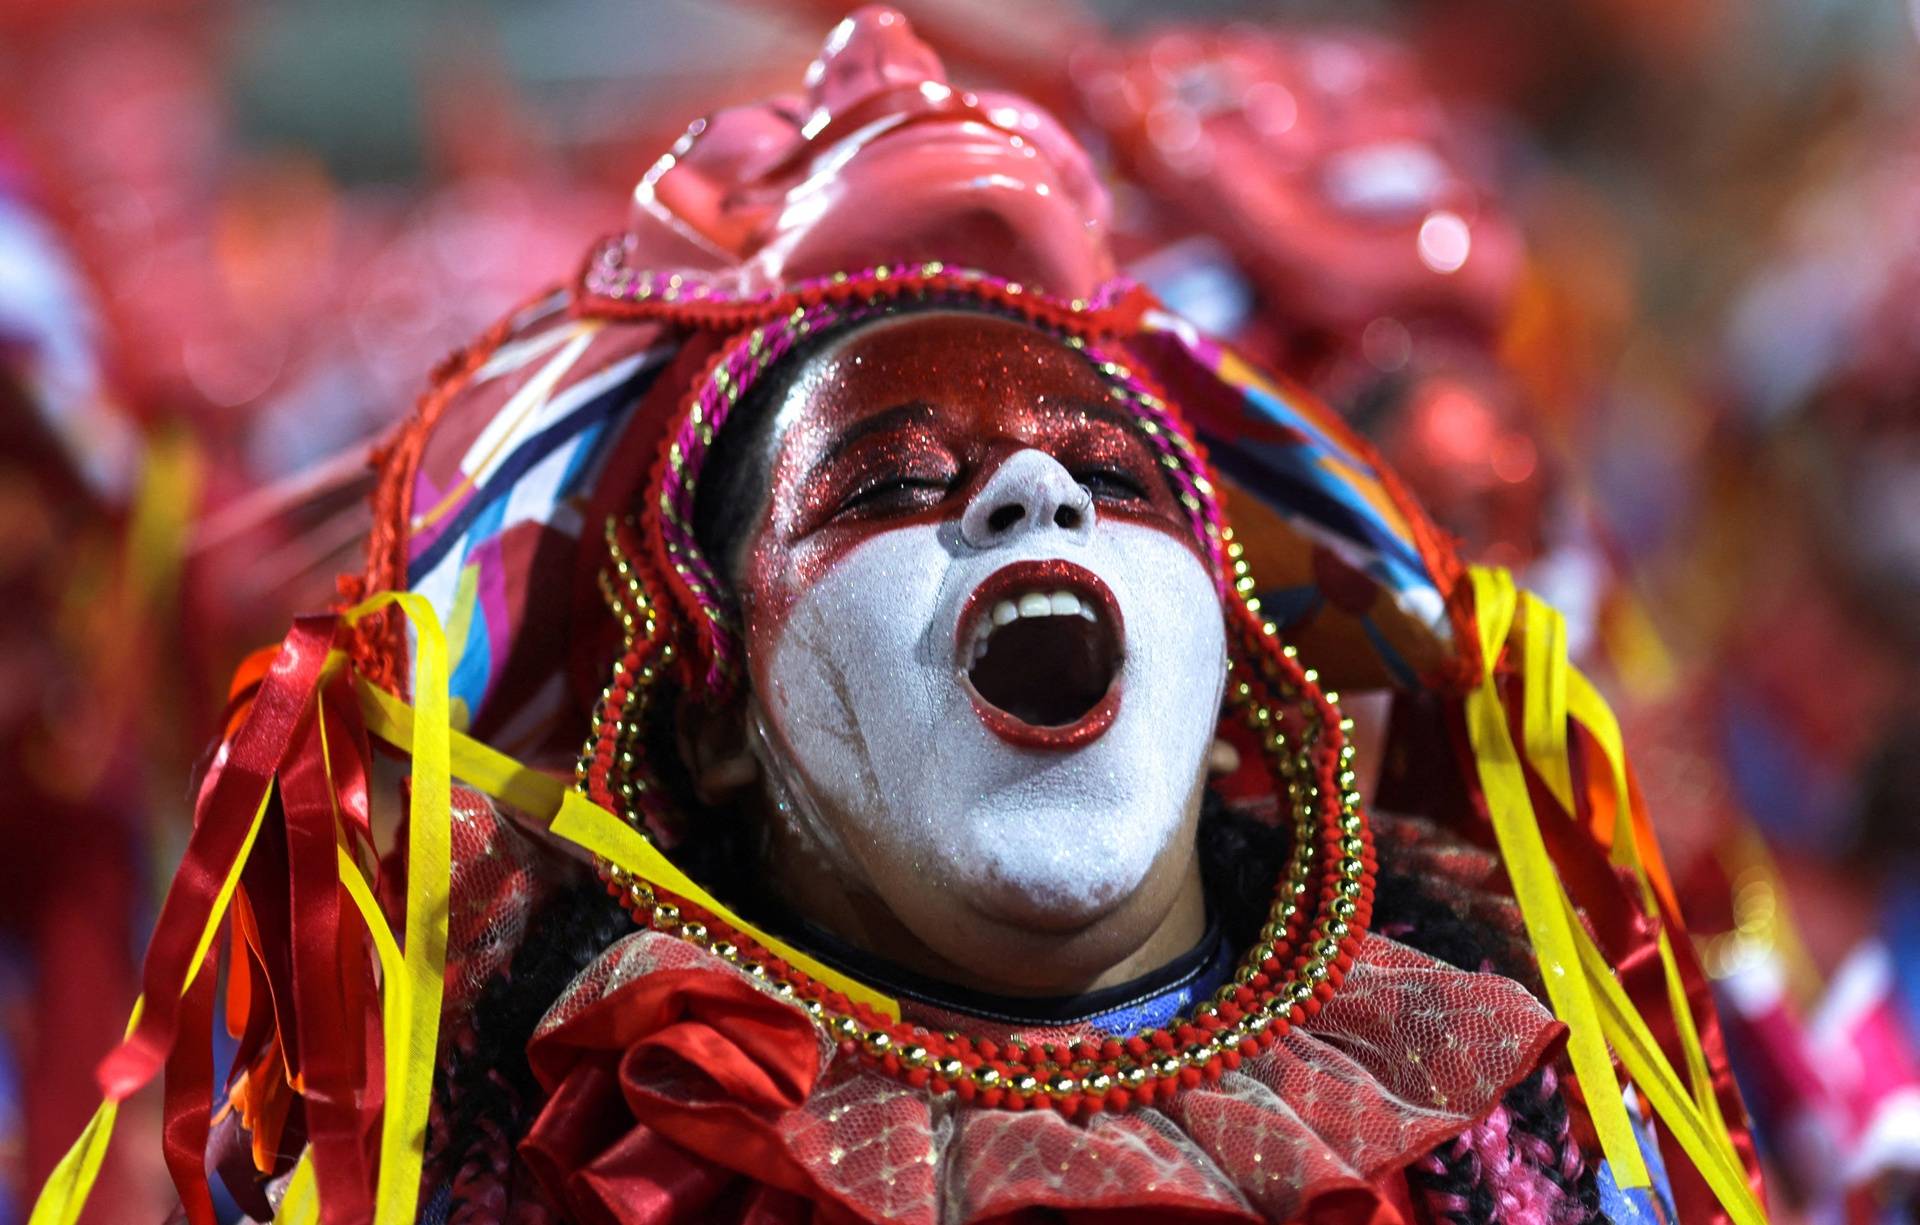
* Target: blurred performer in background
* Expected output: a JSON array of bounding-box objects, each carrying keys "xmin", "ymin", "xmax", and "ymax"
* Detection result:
[
  {"xmin": 0, "ymin": 139, "xmax": 165, "ymax": 1221},
  {"xmin": 30, "ymin": 10, "xmax": 1764, "ymax": 1225},
  {"xmin": 1073, "ymin": 22, "xmax": 1619, "ymax": 654},
  {"xmin": 1680, "ymin": 127, "xmax": 1920, "ymax": 1222}
]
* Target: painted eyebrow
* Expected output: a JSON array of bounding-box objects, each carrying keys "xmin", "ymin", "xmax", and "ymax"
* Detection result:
[
  {"xmin": 806, "ymin": 400, "xmax": 937, "ymax": 481},
  {"xmin": 802, "ymin": 398, "xmax": 1150, "ymax": 481}
]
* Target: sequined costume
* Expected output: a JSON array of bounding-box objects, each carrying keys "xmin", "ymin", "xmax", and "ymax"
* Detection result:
[{"xmin": 32, "ymin": 10, "xmax": 1764, "ymax": 1225}]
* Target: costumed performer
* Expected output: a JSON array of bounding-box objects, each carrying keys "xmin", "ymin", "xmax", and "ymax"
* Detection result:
[{"xmin": 31, "ymin": 10, "xmax": 1765, "ymax": 1225}]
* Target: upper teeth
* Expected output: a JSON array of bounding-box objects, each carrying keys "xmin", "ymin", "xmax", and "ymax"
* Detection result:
[{"xmin": 969, "ymin": 589, "xmax": 1098, "ymax": 663}]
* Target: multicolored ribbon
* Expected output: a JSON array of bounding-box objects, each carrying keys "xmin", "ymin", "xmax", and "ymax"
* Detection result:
[
  {"xmin": 1463, "ymin": 566, "xmax": 1649, "ymax": 1188},
  {"xmin": 28, "ymin": 594, "xmax": 452, "ymax": 1225},
  {"xmin": 30, "ymin": 551, "xmax": 1760, "ymax": 1224}
]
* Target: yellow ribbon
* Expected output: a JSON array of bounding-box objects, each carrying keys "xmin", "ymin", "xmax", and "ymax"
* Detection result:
[
  {"xmin": 336, "ymin": 836, "xmax": 412, "ymax": 1223},
  {"xmin": 125, "ymin": 430, "xmax": 200, "ymax": 611},
  {"xmin": 277, "ymin": 1153, "xmax": 320, "ymax": 1225},
  {"xmin": 1564, "ymin": 633, "xmax": 1739, "ymax": 1173},
  {"xmin": 51, "ymin": 431, "xmax": 202, "ymax": 799},
  {"xmin": 1463, "ymin": 567, "xmax": 1650, "ymax": 1187},
  {"xmin": 1519, "ymin": 592, "xmax": 1574, "ymax": 815},
  {"xmin": 27, "ymin": 1101, "xmax": 119, "ymax": 1225},
  {"xmin": 338, "ymin": 846, "xmax": 405, "ymax": 995},
  {"xmin": 342, "ymin": 593, "xmax": 451, "ymax": 1225},
  {"xmin": 1573, "ymin": 905, "xmax": 1768, "ymax": 1225},
  {"xmin": 354, "ymin": 678, "xmax": 568, "ymax": 821},
  {"xmin": 1472, "ymin": 566, "xmax": 1767, "ymax": 1220},
  {"xmin": 352, "ymin": 675, "xmax": 899, "ymax": 1019}
]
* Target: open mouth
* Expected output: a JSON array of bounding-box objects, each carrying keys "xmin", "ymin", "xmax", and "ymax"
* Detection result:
[{"xmin": 955, "ymin": 560, "xmax": 1125, "ymax": 749}]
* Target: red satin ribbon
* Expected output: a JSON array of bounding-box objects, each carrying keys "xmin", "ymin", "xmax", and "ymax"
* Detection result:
[
  {"xmin": 161, "ymin": 958, "xmax": 218, "ymax": 1225},
  {"xmin": 279, "ymin": 669, "xmax": 376, "ymax": 1224},
  {"xmin": 98, "ymin": 615, "xmax": 341, "ymax": 1102},
  {"xmin": 523, "ymin": 1068, "xmax": 739, "ymax": 1225},
  {"xmin": 522, "ymin": 967, "xmax": 835, "ymax": 1222},
  {"xmin": 527, "ymin": 969, "xmax": 821, "ymax": 1113},
  {"xmin": 238, "ymin": 811, "xmax": 299, "ymax": 1087}
]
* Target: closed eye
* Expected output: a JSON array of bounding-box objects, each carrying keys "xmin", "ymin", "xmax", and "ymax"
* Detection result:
[
  {"xmin": 1074, "ymin": 467, "xmax": 1152, "ymax": 503},
  {"xmin": 835, "ymin": 476, "xmax": 952, "ymax": 518}
]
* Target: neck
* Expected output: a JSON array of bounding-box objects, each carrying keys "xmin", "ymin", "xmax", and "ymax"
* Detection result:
[{"xmin": 763, "ymin": 818, "xmax": 1210, "ymax": 999}]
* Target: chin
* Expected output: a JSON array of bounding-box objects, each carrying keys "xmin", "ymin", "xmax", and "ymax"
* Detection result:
[
  {"xmin": 872, "ymin": 828, "xmax": 1188, "ymax": 991},
  {"xmin": 960, "ymin": 866, "xmax": 1133, "ymax": 936}
]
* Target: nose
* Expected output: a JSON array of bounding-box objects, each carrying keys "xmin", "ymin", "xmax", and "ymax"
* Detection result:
[{"xmin": 958, "ymin": 449, "xmax": 1095, "ymax": 550}]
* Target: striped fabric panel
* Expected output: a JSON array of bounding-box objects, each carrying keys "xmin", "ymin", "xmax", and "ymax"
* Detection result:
[
  {"xmin": 402, "ymin": 310, "xmax": 675, "ymax": 733},
  {"xmin": 1138, "ymin": 308, "xmax": 1452, "ymax": 647}
]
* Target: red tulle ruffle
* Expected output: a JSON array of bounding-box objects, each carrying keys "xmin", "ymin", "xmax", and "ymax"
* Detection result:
[{"xmin": 516, "ymin": 925, "xmax": 1564, "ymax": 1224}]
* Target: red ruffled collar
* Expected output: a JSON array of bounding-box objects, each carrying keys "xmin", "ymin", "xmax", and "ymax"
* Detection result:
[{"xmin": 517, "ymin": 926, "xmax": 1564, "ymax": 1224}]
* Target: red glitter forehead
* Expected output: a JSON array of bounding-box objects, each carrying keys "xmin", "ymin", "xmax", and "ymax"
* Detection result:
[
  {"xmin": 734, "ymin": 309, "xmax": 1206, "ymax": 630},
  {"xmin": 632, "ymin": 274, "xmax": 1230, "ymax": 705}
]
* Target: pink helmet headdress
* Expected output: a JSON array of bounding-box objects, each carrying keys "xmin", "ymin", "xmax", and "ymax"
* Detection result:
[{"xmin": 611, "ymin": 4, "xmax": 1113, "ymax": 303}]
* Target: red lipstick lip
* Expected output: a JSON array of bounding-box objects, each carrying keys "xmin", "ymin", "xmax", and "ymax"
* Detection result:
[{"xmin": 955, "ymin": 559, "xmax": 1126, "ymax": 751}]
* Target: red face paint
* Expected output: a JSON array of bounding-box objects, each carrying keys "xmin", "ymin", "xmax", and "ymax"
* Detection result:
[{"xmin": 735, "ymin": 310, "xmax": 1198, "ymax": 644}]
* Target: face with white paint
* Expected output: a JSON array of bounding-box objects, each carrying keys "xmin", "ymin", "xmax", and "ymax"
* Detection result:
[{"xmin": 695, "ymin": 310, "xmax": 1229, "ymax": 994}]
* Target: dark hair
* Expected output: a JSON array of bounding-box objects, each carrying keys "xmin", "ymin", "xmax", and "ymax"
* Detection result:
[
  {"xmin": 433, "ymin": 877, "xmax": 633, "ymax": 1198},
  {"xmin": 690, "ymin": 324, "xmax": 824, "ymax": 586}
]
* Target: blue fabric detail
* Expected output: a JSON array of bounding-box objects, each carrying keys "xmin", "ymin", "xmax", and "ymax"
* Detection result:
[
  {"xmin": 1360, "ymin": 614, "xmax": 1418, "ymax": 687},
  {"xmin": 1198, "ymin": 431, "xmax": 1428, "ymax": 585},
  {"xmin": 1235, "ymin": 380, "xmax": 1367, "ymax": 470},
  {"xmin": 1081, "ymin": 936, "xmax": 1237, "ymax": 1037},
  {"xmin": 1635, "ymin": 1114, "xmax": 1679, "ymax": 1221},
  {"xmin": 1594, "ymin": 1091, "xmax": 1681, "ymax": 1224},
  {"xmin": 556, "ymin": 414, "xmax": 612, "ymax": 501},
  {"xmin": 445, "ymin": 493, "xmax": 508, "ymax": 714},
  {"xmin": 1595, "ymin": 1159, "xmax": 1667, "ymax": 1224}
]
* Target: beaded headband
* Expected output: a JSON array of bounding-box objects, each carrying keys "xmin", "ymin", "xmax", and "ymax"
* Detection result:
[{"xmin": 575, "ymin": 264, "xmax": 1376, "ymax": 1118}]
